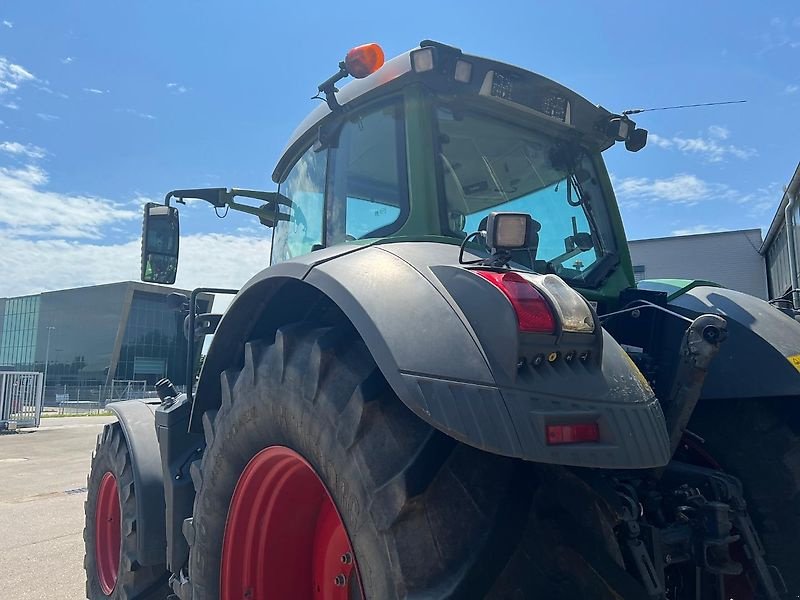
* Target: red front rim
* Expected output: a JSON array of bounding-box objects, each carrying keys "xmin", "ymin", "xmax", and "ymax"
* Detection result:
[
  {"xmin": 220, "ymin": 446, "xmax": 363, "ymax": 600},
  {"xmin": 95, "ymin": 471, "xmax": 121, "ymax": 595}
]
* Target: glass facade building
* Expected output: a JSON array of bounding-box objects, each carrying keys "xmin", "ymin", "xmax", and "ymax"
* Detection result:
[{"xmin": 0, "ymin": 282, "xmax": 212, "ymax": 400}]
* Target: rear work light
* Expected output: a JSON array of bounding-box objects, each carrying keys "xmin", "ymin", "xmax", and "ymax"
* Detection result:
[
  {"xmin": 475, "ymin": 270, "xmax": 556, "ymax": 334},
  {"xmin": 546, "ymin": 422, "xmax": 600, "ymax": 445}
]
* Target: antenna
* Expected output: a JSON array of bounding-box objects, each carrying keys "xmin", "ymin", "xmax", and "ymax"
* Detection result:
[{"xmin": 622, "ymin": 99, "xmax": 746, "ymax": 116}]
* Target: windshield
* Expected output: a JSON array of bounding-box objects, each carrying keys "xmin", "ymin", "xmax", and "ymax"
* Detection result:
[{"xmin": 436, "ymin": 106, "xmax": 617, "ymax": 282}]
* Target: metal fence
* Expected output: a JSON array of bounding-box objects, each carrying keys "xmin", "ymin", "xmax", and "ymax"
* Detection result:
[
  {"xmin": 40, "ymin": 379, "xmax": 162, "ymax": 415},
  {"xmin": 107, "ymin": 379, "xmax": 149, "ymax": 403},
  {"xmin": 0, "ymin": 371, "xmax": 44, "ymax": 428}
]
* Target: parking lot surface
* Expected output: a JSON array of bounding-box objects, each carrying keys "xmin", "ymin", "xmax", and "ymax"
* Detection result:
[{"xmin": 0, "ymin": 415, "xmax": 116, "ymax": 600}]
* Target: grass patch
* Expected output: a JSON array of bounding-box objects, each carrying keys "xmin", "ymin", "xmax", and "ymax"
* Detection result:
[{"xmin": 41, "ymin": 411, "xmax": 113, "ymax": 418}]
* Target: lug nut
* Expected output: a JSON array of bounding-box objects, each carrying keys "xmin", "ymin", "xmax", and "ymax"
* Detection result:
[
  {"xmin": 565, "ymin": 351, "xmax": 576, "ymax": 363},
  {"xmin": 334, "ymin": 573, "xmax": 347, "ymax": 587},
  {"xmin": 340, "ymin": 552, "xmax": 352, "ymax": 565},
  {"xmin": 547, "ymin": 351, "xmax": 559, "ymax": 363},
  {"xmin": 532, "ymin": 354, "xmax": 545, "ymax": 367},
  {"xmin": 579, "ymin": 351, "xmax": 590, "ymax": 363}
]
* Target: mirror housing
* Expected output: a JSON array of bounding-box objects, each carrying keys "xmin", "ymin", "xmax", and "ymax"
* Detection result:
[
  {"xmin": 625, "ymin": 128, "xmax": 648, "ymax": 152},
  {"xmin": 141, "ymin": 202, "xmax": 180, "ymax": 284}
]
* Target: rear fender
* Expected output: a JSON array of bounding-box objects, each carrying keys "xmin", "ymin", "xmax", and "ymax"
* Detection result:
[
  {"xmin": 196, "ymin": 242, "xmax": 670, "ymax": 468},
  {"xmin": 106, "ymin": 400, "xmax": 166, "ymax": 567},
  {"xmin": 193, "ymin": 246, "xmax": 501, "ymax": 443}
]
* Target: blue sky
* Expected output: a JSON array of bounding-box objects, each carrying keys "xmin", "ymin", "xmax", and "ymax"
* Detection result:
[{"xmin": 1, "ymin": 1, "xmax": 798, "ymax": 298}]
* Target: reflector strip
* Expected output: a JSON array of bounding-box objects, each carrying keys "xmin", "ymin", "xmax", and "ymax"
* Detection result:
[{"xmin": 546, "ymin": 423, "xmax": 600, "ymax": 445}]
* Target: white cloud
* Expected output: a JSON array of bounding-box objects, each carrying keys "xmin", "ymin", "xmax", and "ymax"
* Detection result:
[
  {"xmin": 0, "ymin": 141, "xmax": 46, "ymax": 159},
  {"xmin": 785, "ymin": 84, "xmax": 799, "ymax": 94},
  {"xmin": 166, "ymin": 82, "xmax": 188, "ymax": 94},
  {"xmin": 615, "ymin": 173, "xmax": 738, "ymax": 205},
  {"xmin": 61, "ymin": 57, "xmax": 74, "ymax": 65},
  {"xmin": 645, "ymin": 126, "xmax": 755, "ymax": 163},
  {"xmin": 759, "ymin": 16, "xmax": 800, "ymax": 54},
  {"xmin": 2, "ymin": 20, "xmax": 12, "ymax": 28},
  {"xmin": 0, "ymin": 164, "xmax": 139, "ymax": 238},
  {"xmin": 0, "ymin": 233, "xmax": 271, "ymax": 300},
  {"xmin": 707, "ymin": 125, "xmax": 730, "ymax": 140},
  {"xmin": 0, "ymin": 57, "xmax": 35, "ymax": 95},
  {"xmin": 3, "ymin": 101, "xmax": 19, "ymax": 110},
  {"xmin": 671, "ymin": 225, "xmax": 727, "ymax": 236},
  {"xmin": 0, "ymin": 157, "xmax": 272, "ymax": 301},
  {"xmin": 36, "ymin": 113, "xmax": 59, "ymax": 121},
  {"xmin": 117, "ymin": 108, "xmax": 156, "ymax": 120},
  {"xmin": 83, "ymin": 87, "xmax": 108, "ymax": 95}
]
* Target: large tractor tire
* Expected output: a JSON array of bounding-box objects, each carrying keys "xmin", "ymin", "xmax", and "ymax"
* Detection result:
[
  {"xmin": 184, "ymin": 321, "xmax": 647, "ymax": 599},
  {"xmin": 689, "ymin": 397, "xmax": 800, "ymax": 596},
  {"xmin": 84, "ymin": 422, "xmax": 170, "ymax": 599}
]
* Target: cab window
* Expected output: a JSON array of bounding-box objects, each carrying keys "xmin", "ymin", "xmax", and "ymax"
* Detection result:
[
  {"xmin": 328, "ymin": 101, "xmax": 408, "ymax": 243},
  {"xmin": 271, "ymin": 145, "xmax": 327, "ymax": 264},
  {"xmin": 436, "ymin": 106, "xmax": 616, "ymax": 282}
]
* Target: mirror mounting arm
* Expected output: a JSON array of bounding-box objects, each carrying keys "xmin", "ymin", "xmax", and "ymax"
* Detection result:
[{"xmin": 163, "ymin": 188, "xmax": 292, "ymax": 228}]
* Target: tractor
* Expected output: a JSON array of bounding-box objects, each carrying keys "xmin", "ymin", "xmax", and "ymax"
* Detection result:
[{"xmin": 84, "ymin": 41, "xmax": 800, "ymax": 599}]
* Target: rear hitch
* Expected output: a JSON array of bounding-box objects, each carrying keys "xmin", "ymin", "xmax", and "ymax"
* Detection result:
[
  {"xmin": 617, "ymin": 462, "xmax": 785, "ymax": 599},
  {"xmin": 663, "ymin": 314, "xmax": 727, "ymax": 455}
]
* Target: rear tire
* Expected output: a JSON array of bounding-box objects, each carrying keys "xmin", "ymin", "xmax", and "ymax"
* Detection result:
[
  {"xmin": 186, "ymin": 322, "xmax": 646, "ymax": 599},
  {"xmin": 689, "ymin": 398, "xmax": 800, "ymax": 595},
  {"xmin": 84, "ymin": 422, "xmax": 170, "ymax": 599}
]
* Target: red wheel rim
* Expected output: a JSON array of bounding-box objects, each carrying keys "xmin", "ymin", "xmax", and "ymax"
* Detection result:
[
  {"xmin": 95, "ymin": 471, "xmax": 121, "ymax": 595},
  {"xmin": 221, "ymin": 446, "xmax": 363, "ymax": 600}
]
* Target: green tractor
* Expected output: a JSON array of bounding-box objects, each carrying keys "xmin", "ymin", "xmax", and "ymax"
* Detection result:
[{"xmin": 84, "ymin": 41, "xmax": 800, "ymax": 599}]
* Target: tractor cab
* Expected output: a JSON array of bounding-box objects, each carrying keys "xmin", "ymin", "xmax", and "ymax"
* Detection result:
[
  {"xmin": 270, "ymin": 41, "xmax": 647, "ymax": 287},
  {"xmin": 145, "ymin": 41, "xmax": 647, "ymax": 299}
]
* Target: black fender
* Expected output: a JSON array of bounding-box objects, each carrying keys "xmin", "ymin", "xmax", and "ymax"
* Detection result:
[
  {"xmin": 669, "ymin": 286, "xmax": 800, "ymax": 400},
  {"xmin": 195, "ymin": 241, "xmax": 670, "ymax": 469},
  {"xmin": 106, "ymin": 400, "xmax": 166, "ymax": 566}
]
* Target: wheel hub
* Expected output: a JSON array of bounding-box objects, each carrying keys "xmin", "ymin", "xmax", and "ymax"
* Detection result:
[{"xmin": 220, "ymin": 446, "xmax": 362, "ymax": 599}]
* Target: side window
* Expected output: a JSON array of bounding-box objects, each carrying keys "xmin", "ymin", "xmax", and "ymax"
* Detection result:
[
  {"xmin": 329, "ymin": 101, "xmax": 408, "ymax": 242},
  {"xmin": 271, "ymin": 146, "xmax": 327, "ymax": 264}
]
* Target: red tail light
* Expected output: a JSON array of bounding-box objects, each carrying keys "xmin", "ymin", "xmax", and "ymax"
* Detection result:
[
  {"xmin": 474, "ymin": 270, "xmax": 556, "ymax": 333},
  {"xmin": 546, "ymin": 423, "xmax": 600, "ymax": 445}
]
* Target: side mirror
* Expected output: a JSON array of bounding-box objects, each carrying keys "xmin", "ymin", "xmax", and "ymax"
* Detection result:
[{"xmin": 141, "ymin": 202, "xmax": 180, "ymax": 284}]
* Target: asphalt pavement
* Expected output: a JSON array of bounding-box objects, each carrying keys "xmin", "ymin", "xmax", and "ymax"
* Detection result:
[{"xmin": 0, "ymin": 415, "xmax": 116, "ymax": 600}]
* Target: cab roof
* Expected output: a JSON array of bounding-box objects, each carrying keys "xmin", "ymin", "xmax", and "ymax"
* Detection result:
[{"xmin": 272, "ymin": 42, "xmax": 615, "ymax": 183}]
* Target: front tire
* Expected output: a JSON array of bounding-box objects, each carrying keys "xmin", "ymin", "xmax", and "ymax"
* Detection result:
[
  {"xmin": 186, "ymin": 321, "xmax": 645, "ymax": 599},
  {"xmin": 84, "ymin": 422, "xmax": 169, "ymax": 599}
]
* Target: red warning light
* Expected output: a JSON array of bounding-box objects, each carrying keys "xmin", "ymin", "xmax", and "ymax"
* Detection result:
[{"xmin": 344, "ymin": 43, "xmax": 385, "ymax": 79}]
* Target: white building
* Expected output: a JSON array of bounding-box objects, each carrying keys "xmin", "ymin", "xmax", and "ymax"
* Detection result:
[
  {"xmin": 760, "ymin": 162, "xmax": 800, "ymax": 301},
  {"xmin": 628, "ymin": 229, "xmax": 768, "ymax": 299}
]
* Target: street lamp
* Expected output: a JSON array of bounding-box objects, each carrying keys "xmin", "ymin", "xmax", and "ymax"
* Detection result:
[{"xmin": 43, "ymin": 326, "xmax": 55, "ymax": 398}]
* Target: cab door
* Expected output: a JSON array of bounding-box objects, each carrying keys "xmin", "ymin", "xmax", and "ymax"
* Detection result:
[{"xmin": 327, "ymin": 99, "xmax": 409, "ymax": 246}]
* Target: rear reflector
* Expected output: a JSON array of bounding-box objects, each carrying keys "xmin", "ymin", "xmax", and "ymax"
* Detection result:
[
  {"xmin": 475, "ymin": 270, "xmax": 556, "ymax": 334},
  {"xmin": 546, "ymin": 423, "xmax": 600, "ymax": 445}
]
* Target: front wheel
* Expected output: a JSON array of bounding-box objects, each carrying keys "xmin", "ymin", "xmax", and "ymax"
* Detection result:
[{"xmin": 84, "ymin": 422, "xmax": 169, "ymax": 599}]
